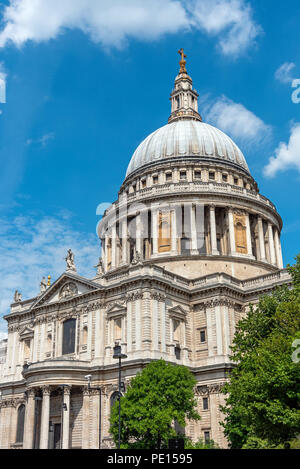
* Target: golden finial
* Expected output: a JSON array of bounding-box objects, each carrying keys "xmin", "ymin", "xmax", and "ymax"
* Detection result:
[
  {"xmin": 47, "ymin": 275, "xmax": 51, "ymax": 287},
  {"xmin": 178, "ymin": 48, "xmax": 187, "ymax": 74}
]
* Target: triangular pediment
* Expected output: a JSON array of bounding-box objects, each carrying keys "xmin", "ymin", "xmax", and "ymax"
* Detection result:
[
  {"xmin": 168, "ymin": 305, "xmax": 188, "ymax": 318},
  {"xmin": 30, "ymin": 273, "xmax": 100, "ymax": 310},
  {"xmin": 19, "ymin": 326, "xmax": 34, "ymax": 340},
  {"xmin": 107, "ymin": 302, "xmax": 126, "ymax": 317}
]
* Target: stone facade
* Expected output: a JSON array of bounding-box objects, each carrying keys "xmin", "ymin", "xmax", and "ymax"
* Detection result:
[{"xmin": 0, "ymin": 55, "xmax": 291, "ymax": 449}]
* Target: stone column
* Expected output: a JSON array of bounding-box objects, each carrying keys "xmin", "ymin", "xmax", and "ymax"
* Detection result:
[
  {"xmin": 90, "ymin": 390, "xmax": 101, "ymax": 449},
  {"xmin": 152, "ymin": 209, "xmax": 159, "ymax": 256},
  {"xmin": 215, "ymin": 304, "xmax": 223, "ymax": 356},
  {"xmin": 274, "ymin": 229, "xmax": 284, "ymax": 269},
  {"xmin": 171, "ymin": 210, "xmax": 177, "ymax": 254},
  {"xmin": 87, "ymin": 310, "xmax": 93, "ymax": 360},
  {"xmin": 268, "ymin": 223, "xmax": 276, "ymax": 265},
  {"xmin": 210, "ymin": 205, "xmax": 219, "ymax": 255},
  {"xmin": 82, "ymin": 387, "xmax": 90, "ymax": 449},
  {"xmin": 136, "ymin": 214, "xmax": 143, "ymax": 258},
  {"xmin": 152, "ymin": 296, "xmax": 159, "ymax": 352},
  {"xmin": 258, "ymin": 217, "xmax": 266, "ymax": 261},
  {"xmin": 206, "ymin": 305, "xmax": 214, "ymax": 357},
  {"xmin": 135, "ymin": 294, "xmax": 142, "ymax": 352},
  {"xmin": 191, "ymin": 204, "xmax": 198, "ymax": 255},
  {"xmin": 245, "ymin": 213, "xmax": 253, "ymax": 257},
  {"xmin": 23, "ymin": 389, "xmax": 36, "ymax": 449},
  {"xmin": 228, "ymin": 208, "xmax": 236, "ymax": 256},
  {"xmin": 111, "ymin": 224, "xmax": 117, "ymax": 270},
  {"xmin": 223, "ymin": 305, "xmax": 230, "ymax": 356},
  {"xmin": 40, "ymin": 386, "xmax": 51, "ymax": 449},
  {"xmin": 32, "ymin": 324, "xmax": 39, "ymax": 363},
  {"xmin": 62, "ymin": 386, "xmax": 71, "ymax": 449},
  {"xmin": 160, "ymin": 297, "xmax": 167, "ymax": 354},
  {"xmin": 127, "ymin": 299, "xmax": 132, "ymax": 353},
  {"xmin": 104, "ymin": 234, "xmax": 109, "ymax": 272},
  {"xmin": 121, "ymin": 219, "xmax": 128, "ymax": 264}
]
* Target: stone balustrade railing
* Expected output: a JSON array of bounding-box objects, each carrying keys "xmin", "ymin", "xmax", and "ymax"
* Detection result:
[{"xmin": 114, "ymin": 180, "xmax": 277, "ymax": 212}]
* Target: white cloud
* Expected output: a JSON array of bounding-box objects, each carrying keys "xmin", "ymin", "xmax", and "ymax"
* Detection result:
[
  {"xmin": 204, "ymin": 95, "xmax": 271, "ymax": 143},
  {"xmin": 263, "ymin": 124, "xmax": 300, "ymax": 178},
  {"xmin": 26, "ymin": 132, "xmax": 55, "ymax": 148},
  {"xmin": 0, "ymin": 213, "xmax": 99, "ymax": 335},
  {"xmin": 0, "ymin": 0, "xmax": 190, "ymax": 49},
  {"xmin": 0, "ymin": 0, "xmax": 261, "ymax": 57},
  {"xmin": 275, "ymin": 62, "xmax": 296, "ymax": 84},
  {"xmin": 187, "ymin": 0, "xmax": 261, "ymax": 56}
]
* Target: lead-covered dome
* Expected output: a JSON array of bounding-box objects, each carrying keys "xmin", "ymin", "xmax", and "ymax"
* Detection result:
[{"xmin": 126, "ymin": 120, "xmax": 250, "ymax": 177}]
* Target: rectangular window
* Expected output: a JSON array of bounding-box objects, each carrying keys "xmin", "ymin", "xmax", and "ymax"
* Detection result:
[
  {"xmin": 173, "ymin": 319, "xmax": 181, "ymax": 343},
  {"xmin": 222, "ymin": 174, "xmax": 228, "ymax": 182},
  {"xmin": 204, "ymin": 431, "xmax": 210, "ymax": 444},
  {"xmin": 234, "ymin": 177, "xmax": 239, "ymax": 185},
  {"xmin": 153, "ymin": 176, "xmax": 158, "ymax": 185},
  {"xmin": 194, "ymin": 171, "xmax": 201, "ymax": 179},
  {"xmin": 209, "ymin": 172, "xmax": 215, "ymax": 180},
  {"xmin": 200, "ymin": 329, "xmax": 206, "ymax": 343},
  {"xmin": 62, "ymin": 318, "xmax": 76, "ymax": 355},
  {"xmin": 24, "ymin": 340, "xmax": 31, "ymax": 361},
  {"xmin": 166, "ymin": 172, "xmax": 172, "ymax": 182},
  {"xmin": 180, "ymin": 171, "xmax": 187, "ymax": 180},
  {"xmin": 141, "ymin": 179, "xmax": 146, "ymax": 188},
  {"xmin": 114, "ymin": 318, "xmax": 122, "ymax": 341},
  {"xmin": 203, "ymin": 397, "xmax": 209, "ymax": 410}
]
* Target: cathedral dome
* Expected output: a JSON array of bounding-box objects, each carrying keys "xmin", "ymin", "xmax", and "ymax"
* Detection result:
[{"xmin": 126, "ymin": 120, "xmax": 250, "ymax": 177}]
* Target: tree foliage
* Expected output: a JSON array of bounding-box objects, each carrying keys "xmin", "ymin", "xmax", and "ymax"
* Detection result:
[
  {"xmin": 221, "ymin": 255, "xmax": 300, "ymax": 449},
  {"xmin": 110, "ymin": 359, "xmax": 200, "ymax": 449}
]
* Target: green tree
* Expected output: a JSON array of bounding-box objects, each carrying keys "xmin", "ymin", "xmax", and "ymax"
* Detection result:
[
  {"xmin": 110, "ymin": 359, "xmax": 200, "ymax": 449},
  {"xmin": 221, "ymin": 255, "xmax": 300, "ymax": 449},
  {"xmin": 184, "ymin": 437, "xmax": 220, "ymax": 449}
]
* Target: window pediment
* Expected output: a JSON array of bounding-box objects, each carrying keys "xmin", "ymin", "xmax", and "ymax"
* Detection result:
[
  {"xmin": 168, "ymin": 305, "xmax": 188, "ymax": 321},
  {"xmin": 107, "ymin": 303, "xmax": 126, "ymax": 319},
  {"xmin": 19, "ymin": 326, "xmax": 34, "ymax": 341}
]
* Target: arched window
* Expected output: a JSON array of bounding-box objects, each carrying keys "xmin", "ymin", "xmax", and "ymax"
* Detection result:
[
  {"xmin": 110, "ymin": 391, "xmax": 120, "ymax": 412},
  {"xmin": 62, "ymin": 318, "xmax": 76, "ymax": 355},
  {"xmin": 16, "ymin": 404, "xmax": 25, "ymax": 443}
]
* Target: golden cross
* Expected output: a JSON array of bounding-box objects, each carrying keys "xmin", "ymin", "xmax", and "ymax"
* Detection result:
[
  {"xmin": 178, "ymin": 48, "xmax": 187, "ymax": 73},
  {"xmin": 178, "ymin": 48, "xmax": 187, "ymax": 62}
]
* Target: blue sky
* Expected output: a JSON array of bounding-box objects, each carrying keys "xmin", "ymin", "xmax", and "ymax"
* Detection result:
[{"xmin": 0, "ymin": 0, "xmax": 300, "ymax": 336}]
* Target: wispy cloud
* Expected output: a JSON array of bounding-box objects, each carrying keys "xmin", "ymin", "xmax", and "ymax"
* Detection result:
[
  {"xmin": 187, "ymin": 0, "xmax": 262, "ymax": 57},
  {"xmin": 0, "ymin": 213, "xmax": 99, "ymax": 335},
  {"xmin": 264, "ymin": 123, "xmax": 300, "ymax": 178},
  {"xmin": 26, "ymin": 132, "xmax": 55, "ymax": 148},
  {"xmin": 203, "ymin": 95, "xmax": 271, "ymax": 144},
  {"xmin": 0, "ymin": 0, "xmax": 261, "ymax": 58},
  {"xmin": 275, "ymin": 62, "xmax": 296, "ymax": 85}
]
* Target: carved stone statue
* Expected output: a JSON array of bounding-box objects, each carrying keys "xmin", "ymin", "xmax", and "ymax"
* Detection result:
[
  {"xmin": 65, "ymin": 249, "xmax": 77, "ymax": 273},
  {"xmin": 14, "ymin": 290, "xmax": 22, "ymax": 303},
  {"xmin": 131, "ymin": 251, "xmax": 142, "ymax": 266},
  {"xmin": 59, "ymin": 282, "xmax": 78, "ymax": 300},
  {"xmin": 96, "ymin": 258, "xmax": 105, "ymax": 277},
  {"xmin": 40, "ymin": 277, "xmax": 47, "ymax": 294}
]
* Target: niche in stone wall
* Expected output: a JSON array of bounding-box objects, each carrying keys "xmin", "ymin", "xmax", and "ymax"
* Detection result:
[
  {"xmin": 158, "ymin": 211, "xmax": 172, "ymax": 253},
  {"xmin": 234, "ymin": 214, "xmax": 247, "ymax": 254}
]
